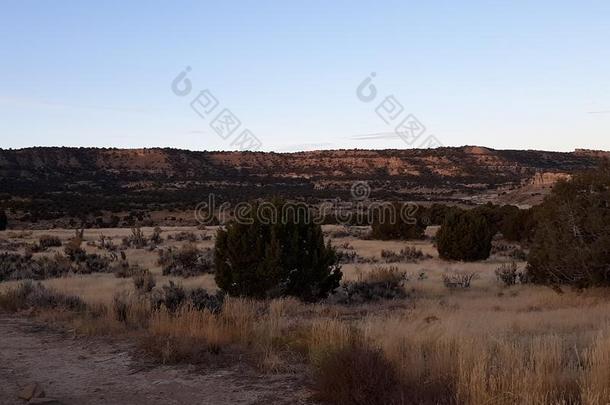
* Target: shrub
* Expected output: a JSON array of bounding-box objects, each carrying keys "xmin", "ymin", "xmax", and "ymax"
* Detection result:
[
  {"xmin": 215, "ymin": 200, "xmax": 342, "ymax": 301},
  {"xmin": 139, "ymin": 334, "xmax": 211, "ymax": 365},
  {"xmin": 189, "ymin": 288, "xmax": 225, "ymax": 313},
  {"xmin": 491, "ymin": 241, "xmax": 528, "ymax": 261},
  {"xmin": 527, "ymin": 163, "xmax": 610, "ymax": 286},
  {"xmin": 64, "ymin": 236, "xmax": 86, "ymax": 262},
  {"xmin": 162, "ymin": 281, "xmax": 187, "ymax": 312},
  {"xmin": 158, "ymin": 244, "xmax": 214, "ymax": 277},
  {"xmin": 0, "ymin": 209, "xmax": 7, "ymax": 231},
  {"xmin": 38, "ymin": 235, "xmax": 62, "ymax": 249},
  {"xmin": 122, "ymin": 227, "xmax": 147, "ymax": 248},
  {"xmin": 114, "ymin": 262, "xmax": 144, "ymax": 278},
  {"xmin": 495, "ymin": 262, "xmax": 524, "ymax": 286},
  {"xmin": 61, "ymin": 237, "xmax": 112, "ymax": 274},
  {"xmin": 150, "ymin": 227, "xmax": 163, "ymax": 245},
  {"xmin": 313, "ymin": 342, "xmax": 404, "ymax": 405},
  {"xmin": 35, "ymin": 254, "xmax": 74, "ymax": 278},
  {"xmin": 112, "ymin": 291, "xmax": 151, "ymax": 327},
  {"xmin": 150, "ymin": 281, "xmax": 186, "ymax": 312},
  {"xmin": 336, "ymin": 241, "xmax": 362, "ymax": 263},
  {"xmin": 25, "ymin": 242, "xmax": 44, "ymax": 254},
  {"xmin": 97, "ymin": 234, "xmax": 117, "ymax": 251},
  {"xmin": 133, "ymin": 269, "xmax": 156, "ymax": 293},
  {"xmin": 329, "ymin": 266, "xmax": 407, "ymax": 305},
  {"xmin": 172, "ymin": 231, "xmax": 198, "ymax": 242},
  {"xmin": 380, "ymin": 246, "xmax": 430, "ymax": 263},
  {"xmin": 79, "ymin": 253, "xmax": 112, "ymax": 274},
  {"xmin": 436, "ymin": 209, "xmax": 494, "ymax": 261},
  {"xmin": 0, "ymin": 253, "xmax": 74, "ymax": 281},
  {"xmin": 113, "ymin": 292, "xmax": 130, "ymax": 323},
  {"xmin": 0, "ymin": 253, "xmax": 33, "ymax": 281},
  {"xmin": 0, "ymin": 281, "xmax": 86, "ymax": 312},
  {"xmin": 442, "ymin": 271, "xmax": 478, "ymax": 289},
  {"xmin": 365, "ymin": 266, "xmax": 408, "ymax": 285},
  {"xmin": 337, "ymin": 249, "xmax": 358, "ymax": 264},
  {"xmin": 74, "ymin": 228, "xmax": 84, "ymax": 239},
  {"xmin": 370, "ymin": 203, "xmax": 426, "ymax": 240}
]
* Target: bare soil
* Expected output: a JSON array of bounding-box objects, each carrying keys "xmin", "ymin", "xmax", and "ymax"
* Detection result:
[{"xmin": 0, "ymin": 316, "xmax": 313, "ymax": 405}]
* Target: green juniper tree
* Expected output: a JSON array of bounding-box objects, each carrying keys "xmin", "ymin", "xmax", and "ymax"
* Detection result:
[
  {"xmin": 527, "ymin": 163, "xmax": 610, "ymax": 286},
  {"xmin": 214, "ymin": 200, "xmax": 342, "ymax": 301},
  {"xmin": 436, "ymin": 209, "xmax": 494, "ymax": 261},
  {"xmin": 370, "ymin": 203, "xmax": 427, "ymax": 240}
]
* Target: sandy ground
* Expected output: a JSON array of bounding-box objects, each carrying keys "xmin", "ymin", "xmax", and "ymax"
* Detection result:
[{"xmin": 0, "ymin": 317, "xmax": 313, "ymax": 405}]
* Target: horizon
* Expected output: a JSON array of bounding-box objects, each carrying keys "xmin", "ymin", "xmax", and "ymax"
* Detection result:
[
  {"xmin": 1, "ymin": 1, "xmax": 609, "ymax": 152},
  {"xmin": 1, "ymin": 144, "xmax": 609, "ymax": 154}
]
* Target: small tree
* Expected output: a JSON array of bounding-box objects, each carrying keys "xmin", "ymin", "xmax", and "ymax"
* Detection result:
[
  {"xmin": 527, "ymin": 163, "xmax": 610, "ymax": 286},
  {"xmin": 422, "ymin": 203, "xmax": 461, "ymax": 226},
  {"xmin": 0, "ymin": 210, "xmax": 7, "ymax": 231},
  {"xmin": 133, "ymin": 269, "xmax": 156, "ymax": 293},
  {"xmin": 470, "ymin": 203, "xmax": 537, "ymax": 243},
  {"xmin": 215, "ymin": 201, "xmax": 342, "ymax": 301},
  {"xmin": 499, "ymin": 207, "xmax": 537, "ymax": 243},
  {"xmin": 436, "ymin": 209, "xmax": 494, "ymax": 261},
  {"xmin": 370, "ymin": 203, "xmax": 426, "ymax": 240}
]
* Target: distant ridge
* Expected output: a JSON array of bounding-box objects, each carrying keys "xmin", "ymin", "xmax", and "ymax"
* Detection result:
[
  {"xmin": 0, "ymin": 146, "xmax": 603, "ymax": 222},
  {"xmin": 0, "ymin": 145, "xmax": 600, "ymax": 179}
]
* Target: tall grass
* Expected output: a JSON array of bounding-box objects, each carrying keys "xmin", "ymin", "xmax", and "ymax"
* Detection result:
[
  {"xmin": 3, "ymin": 281, "xmax": 610, "ymax": 403},
  {"xmin": 360, "ymin": 314, "xmax": 610, "ymax": 404}
]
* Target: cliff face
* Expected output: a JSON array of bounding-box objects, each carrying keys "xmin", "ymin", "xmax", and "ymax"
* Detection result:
[
  {"xmin": 0, "ymin": 146, "xmax": 602, "ymax": 219},
  {"xmin": 0, "ymin": 146, "xmax": 599, "ymax": 182}
]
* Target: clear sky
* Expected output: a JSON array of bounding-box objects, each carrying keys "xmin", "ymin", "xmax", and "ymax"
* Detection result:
[{"xmin": 1, "ymin": 1, "xmax": 609, "ymax": 152}]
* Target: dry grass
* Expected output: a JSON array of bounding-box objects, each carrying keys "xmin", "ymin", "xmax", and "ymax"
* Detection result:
[
  {"xmin": 3, "ymin": 226, "xmax": 610, "ymax": 403},
  {"xmin": 358, "ymin": 288, "xmax": 610, "ymax": 404},
  {"xmin": 313, "ymin": 341, "xmax": 404, "ymax": 405},
  {"xmin": 145, "ymin": 305, "xmax": 237, "ymax": 362}
]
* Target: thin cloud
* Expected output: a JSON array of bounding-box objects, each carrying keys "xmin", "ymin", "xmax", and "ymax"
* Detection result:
[
  {"xmin": 587, "ymin": 110, "xmax": 610, "ymax": 115},
  {"xmin": 350, "ymin": 132, "xmax": 402, "ymax": 140}
]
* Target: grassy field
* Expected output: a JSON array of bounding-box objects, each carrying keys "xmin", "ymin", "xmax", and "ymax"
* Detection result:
[{"xmin": 1, "ymin": 226, "xmax": 610, "ymax": 404}]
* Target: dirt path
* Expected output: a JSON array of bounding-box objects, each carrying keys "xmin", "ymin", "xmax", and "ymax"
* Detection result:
[{"xmin": 0, "ymin": 317, "xmax": 313, "ymax": 405}]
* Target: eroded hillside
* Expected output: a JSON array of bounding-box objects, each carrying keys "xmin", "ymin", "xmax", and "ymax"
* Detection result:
[{"xmin": 0, "ymin": 146, "xmax": 602, "ymax": 224}]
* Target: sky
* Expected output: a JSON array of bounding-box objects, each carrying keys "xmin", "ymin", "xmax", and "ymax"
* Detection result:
[{"xmin": 1, "ymin": 0, "xmax": 609, "ymax": 152}]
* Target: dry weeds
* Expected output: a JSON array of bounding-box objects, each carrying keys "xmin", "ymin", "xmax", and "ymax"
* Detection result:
[{"xmin": 2, "ymin": 226, "xmax": 610, "ymax": 404}]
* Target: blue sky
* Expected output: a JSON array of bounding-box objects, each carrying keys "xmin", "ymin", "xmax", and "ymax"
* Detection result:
[{"xmin": 1, "ymin": 0, "xmax": 609, "ymax": 152}]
